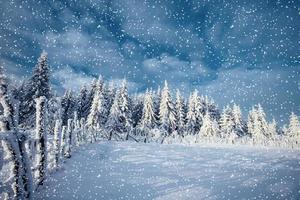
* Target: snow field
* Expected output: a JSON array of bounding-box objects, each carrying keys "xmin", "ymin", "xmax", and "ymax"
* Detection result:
[{"xmin": 35, "ymin": 141, "xmax": 300, "ymax": 200}]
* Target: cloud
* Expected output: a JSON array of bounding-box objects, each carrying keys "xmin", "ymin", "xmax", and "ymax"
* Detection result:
[
  {"xmin": 113, "ymin": 0, "xmax": 205, "ymax": 59},
  {"xmin": 109, "ymin": 78, "xmax": 142, "ymax": 94},
  {"xmin": 0, "ymin": 0, "xmax": 298, "ymax": 125},
  {"xmin": 52, "ymin": 65, "xmax": 94, "ymax": 92},
  {"xmin": 198, "ymin": 67, "xmax": 300, "ymax": 124},
  {"xmin": 143, "ymin": 54, "xmax": 215, "ymax": 80},
  {"xmin": 42, "ymin": 29, "xmax": 124, "ymax": 71}
]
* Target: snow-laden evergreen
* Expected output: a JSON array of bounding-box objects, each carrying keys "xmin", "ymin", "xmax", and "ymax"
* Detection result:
[
  {"xmin": 247, "ymin": 104, "xmax": 270, "ymax": 144},
  {"xmin": 159, "ymin": 81, "xmax": 176, "ymax": 137},
  {"xmin": 138, "ymin": 90, "xmax": 157, "ymax": 142},
  {"xmin": 131, "ymin": 94, "xmax": 144, "ymax": 128},
  {"xmin": 105, "ymin": 81, "xmax": 131, "ymax": 141},
  {"xmin": 61, "ymin": 90, "xmax": 76, "ymax": 126},
  {"xmin": 219, "ymin": 106, "xmax": 236, "ymax": 143},
  {"xmin": 232, "ymin": 104, "xmax": 245, "ymax": 136},
  {"xmin": 286, "ymin": 113, "xmax": 300, "ymax": 144},
  {"xmin": 198, "ymin": 113, "xmax": 220, "ymax": 141},
  {"xmin": 19, "ymin": 51, "xmax": 51, "ymax": 128},
  {"xmin": 86, "ymin": 78, "xmax": 103, "ymax": 129},
  {"xmin": 175, "ymin": 90, "xmax": 186, "ymax": 136},
  {"xmin": 77, "ymin": 86, "xmax": 89, "ymax": 120},
  {"xmin": 185, "ymin": 90, "xmax": 203, "ymax": 135}
]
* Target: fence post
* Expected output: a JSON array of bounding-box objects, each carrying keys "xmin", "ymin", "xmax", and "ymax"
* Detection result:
[
  {"xmin": 35, "ymin": 96, "xmax": 47, "ymax": 188},
  {"xmin": 53, "ymin": 120, "xmax": 61, "ymax": 169}
]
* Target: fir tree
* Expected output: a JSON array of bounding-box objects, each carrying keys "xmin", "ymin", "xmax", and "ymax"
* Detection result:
[
  {"xmin": 232, "ymin": 104, "xmax": 245, "ymax": 136},
  {"xmin": 256, "ymin": 104, "xmax": 269, "ymax": 137},
  {"xmin": 185, "ymin": 90, "xmax": 202, "ymax": 135},
  {"xmin": 61, "ymin": 90, "xmax": 76, "ymax": 126},
  {"xmin": 77, "ymin": 85, "xmax": 89, "ymax": 120},
  {"xmin": 287, "ymin": 112, "xmax": 300, "ymax": 144},
  {"xmin": 247, "ymin": 104, "xmax": 269, "ymax": 143},
  {"xmin": 118, "ymin": 80, "xmax": 133, "ymax": 139},
  {"xmin": 247, "ymin": 107, "xmax": 256, "ymax": 138},
  {"xmin": 268, "ymin": 118, "xmax": 278, "ymax": 140},
  {"xmin": 87, "ymin": 76, "xmax": 109, "ymax": 128},
  {"xmin": 219, "ymin": 105, "xmax": 236, "ymax": 142},
  {"xmin": 87, "ymin": 89, "xmax": 101, "ymax": 129},
  {"xmin": 175, "ymin": 89, "xmax": 186, "ymax": 135},
  {"xmin": 199, "ymin": 113, "xmax": 219, "ymax": 139},
  {"xmin": 105, "ymin": 80, "xmax": 133, "ymax": 140},
  {"xmin": 159, "ymin": 81, "xmax": 176, "ymax": 136},
  {"xmin": 204, "ymin": 96, "xmax": 220, "ymax": 120},
  {"xmin": 19, "ymin": 51, "xmax": 51, "ymax": 128},
  {"xmin": 131, "ymin": 93, "xmax": 144, "ymax": 128},
  {"xmin": 138, "ymin": 90, "xmax": 157, "ymax": 141}
]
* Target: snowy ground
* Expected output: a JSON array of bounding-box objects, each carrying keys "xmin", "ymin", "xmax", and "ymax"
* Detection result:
[{"xmin": 35, "ymin": 142, "xmax": 300, "ymax": 200}]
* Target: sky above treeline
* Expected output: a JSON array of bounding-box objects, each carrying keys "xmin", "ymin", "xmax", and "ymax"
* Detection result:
[{"xmin": 0, "ymin": 0, "xmax": 299, "ymax": 125}]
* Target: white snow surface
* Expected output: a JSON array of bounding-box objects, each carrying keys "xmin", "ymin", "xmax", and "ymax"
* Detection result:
[{"xmin": 35, "ymin": 142, "xmax": 300, "ymax": 200}]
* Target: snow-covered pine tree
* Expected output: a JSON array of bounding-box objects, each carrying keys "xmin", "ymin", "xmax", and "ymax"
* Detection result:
[
  {"xmin": 53, "ymin": 119, "xmax": 61, "ymax": 168},
  {"xmin": 105, "ymin": 80, "xmax": 133, "ymax": 141},
  {"xmin": 86, "ymin": 89, "xmax": 101, "ymax": 129},
  {"xmin": 204, "ymin": 96, "xmax": 220, "ymax": 120},
  {"xmin": 159, "ymin": 81, "xmax": 176, "ymax": 137},
  {"xmin": 175, "ymin": 89, "xmax": 186, "ymax": 136},
  {"xmin": 197, "ymin": 95, "xmax": 206, "ymax": 119},
  {"xmin": 131, "ymin": 93, "xmax": 144, "ymax": 128},
  {"xmin": 247, "ymin": 104, "xmax": 269, "ymax": 144},
  {"xmin": 255, "ymin": 104, "xmax": 269, "ymax": 143},
  {"xmin": 219, "ymin": 105, "xmax": 236, "ymax": 143},
  {"xmin": 247, "ymin": 107, "xmax": 256, "ymax": 138},
  {"xmin": 185, "ymin": 92, "xmax": 196, "ymax": 135},
  {"xmin": 97, "ymin": 84, "xmax": 110, "ymax": 127},
  {"xmin": 106, "ymin": 81, "xmax": 117, "ymax": 114},
  {"xmin": 87, "ymin": 76, "xmax": 109, "ymax": 131},
  {"xmin": 105, "ymin": 91, "xmax": 124, "ymax": 140},
  {"xmin": 198, "ymin": 113, "xmax": 220, "ymax": 141},
  {"xmin": 77, "ymin": 85, "xmax": 89, "ymax": 120},
  {"xmin": 185, "ymin": 90, "xmax": 202, "ymax": 135},
  {"xmin": 232, "ymin": 104, "xmax": 245, "ymax": 136},
  {"xmin": 153, "ymin": 86, "xmax": 161, "ymax": 122},
  {"xmin": 61, "ymin": 90, "xmax": 76, "ymax": 126},
  {"xmin": 80, "ymin": 79, "xmax": 97, "ymax": 120},
  {"xmin": 19, "ymin": 51, "xmax": 51, "ymax": 128},
  {"xmin": 118, "ymin": 80, "xmax": 133, "ymax": 140},
  {"xmin": 138, "ymin": 89, "xmax": 157, "ymax": 142},
  {"xmin": 287, "ymin": 112, "xmax": 300, "ymax": 144},
  {"xmin": 35, "ymin": 96, "xmax": 47, "ymax": 188},
  {"xmin": 268, "ymin": 118, "xmax": 278, "ymax": 141}
]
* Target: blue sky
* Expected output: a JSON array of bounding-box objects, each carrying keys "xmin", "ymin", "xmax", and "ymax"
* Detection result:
[{"xmin": 0, "ymin": 0, "xmax": 299, "ymax": 124}]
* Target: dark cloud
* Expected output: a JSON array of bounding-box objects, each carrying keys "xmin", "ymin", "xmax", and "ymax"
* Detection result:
[{"xmin": 0, "ymin": 0, "xmax": 299, "ymax": 124}]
